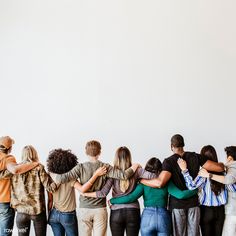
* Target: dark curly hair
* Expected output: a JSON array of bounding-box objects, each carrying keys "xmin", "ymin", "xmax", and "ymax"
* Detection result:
[{"xmin": 47, "ymin": 149, "xmax": 78, "ymax": 174}]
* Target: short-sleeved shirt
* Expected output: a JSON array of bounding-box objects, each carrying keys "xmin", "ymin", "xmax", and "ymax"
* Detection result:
[
  {"xmin": 162, "ymin": 152, "xmax": 208, "ymax": 209},
  {"xmin": 52, "ymin": 180, "xmax": 76, "ymax": 212},
  {"xmin": 0, "ymin": 154, "xmax": 16, "ymax": 203}
]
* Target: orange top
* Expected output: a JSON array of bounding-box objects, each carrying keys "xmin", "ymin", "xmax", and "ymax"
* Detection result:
[{"xmin": 0, "ymin": 154, "xmax": 16, "ymax": 203}]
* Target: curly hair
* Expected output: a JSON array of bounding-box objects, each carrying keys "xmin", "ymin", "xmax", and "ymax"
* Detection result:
[{"xmin": 47, "ymin": 148, "xmax": 78, "ymax": 174}]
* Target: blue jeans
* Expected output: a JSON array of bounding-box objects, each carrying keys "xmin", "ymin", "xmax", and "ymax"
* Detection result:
[
  {"xmin": 0, "ymin": 203, "xmax": 15, "ymax": 236},
  {"xmin": 49, "ymin": 208, "xmax": 78, "ymax": 236},
  {"xmin": 141, "ymin": 207, "xmax": 171, "ymax": 236}
]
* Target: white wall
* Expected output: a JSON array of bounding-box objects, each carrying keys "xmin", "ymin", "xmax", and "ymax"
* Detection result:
[{"xmin": 1, "ymin": 0, "xmax": 236, "ymax": 235}]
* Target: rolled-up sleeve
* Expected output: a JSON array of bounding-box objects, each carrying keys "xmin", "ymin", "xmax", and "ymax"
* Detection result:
[{"xmin": 224, "ymin": 165, "xmax": 236, "ymax": 184}]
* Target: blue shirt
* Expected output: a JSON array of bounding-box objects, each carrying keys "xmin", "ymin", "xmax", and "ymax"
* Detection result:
[{"xmin": 182, "ymin": 169, "xmax": 236, "ymax": 206}]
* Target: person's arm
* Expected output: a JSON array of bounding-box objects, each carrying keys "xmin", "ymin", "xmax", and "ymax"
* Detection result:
[
  {"xmin": 198, "ymin": 168, "xmax": 226, "ymax": 184},
  {"xmin": 74, "ymin": 166, "xmax": 107, "ymax": 193},
  {"xmin": 167, "ymin": 180, "xmax": 198, "ymax": 199},
  {"xmin": 39, "ymin": 165, "xmax": 58, "ymax": 193},
  {"xmin": 226, "ymin": 183, "xmax": 236, "ymax": 192},
  {"xmin": 82, "ymin": 178, "xmax": 114, "ymax": 198},
  {"xmin": 136, "ymin": 167, "xmax": 156, "ymax": 179},
  {"xmin": 110, "ymin": 184, "xmax": 144, "ymax": 205},
  {"xmin": 202, "ymin": 160, "xmax": 224, "ymax": 172},
  {"xmin": 106, "ymin": 163, "xmax": 140, "ymax": 180},
  {"xmin": 181, "ymin": 170, "xmax": 206, "ymax": 190},
  {"xmin": 52, "ymin": 164, "xmax": 82, "ymax": 184},
  {"xmin": 6, "ymin": 156, "xmax": 38, "ymax": 174},
  {"xmin": 140, "ymin": 171, "xmax": 172, "ymax": 188},
  {"xmin": 47, "ymin": 192, "xmax": 53, "ymax": 215},
  {"xmin": 177, "ymin": 158, "xmax": 206, "ymax": 190}
]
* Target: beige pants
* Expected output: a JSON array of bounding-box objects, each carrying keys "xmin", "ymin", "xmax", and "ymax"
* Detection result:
[
  {"xmin": 78, "ymin": 207, "xmax": 108, "ymax": 236},
  {"xmin": 222, "ymin": 215, "xmax": 236, "ymax": 236}
]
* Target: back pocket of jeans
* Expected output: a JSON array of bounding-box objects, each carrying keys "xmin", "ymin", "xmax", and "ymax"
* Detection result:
[{"xmin": 61, "ymin": 212, "xmax": 76, "ymax": 226}]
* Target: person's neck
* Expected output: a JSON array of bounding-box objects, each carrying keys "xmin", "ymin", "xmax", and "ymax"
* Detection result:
[
  {"xmin": 174, "ymin": 148, "xmax": 185, "ymax": 157},
  {"xmin": 88, "ymin": 156, "xmax": 99, "ymax": 162}
]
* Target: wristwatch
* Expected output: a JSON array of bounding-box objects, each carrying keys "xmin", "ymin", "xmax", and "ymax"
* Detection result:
[{"xmin": 209, "ymin": 173, "xmax": 213, "ymax": 179}]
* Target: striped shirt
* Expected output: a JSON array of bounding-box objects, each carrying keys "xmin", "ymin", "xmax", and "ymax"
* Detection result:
[{"xmin": 182, "ymin": 169, "xmax": 236, "ymax": 206}]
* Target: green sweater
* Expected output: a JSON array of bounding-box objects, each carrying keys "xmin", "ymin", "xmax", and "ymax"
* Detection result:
[{"xmin": 110, "ymin": 181, "xmax": 197, "ymax": 207}]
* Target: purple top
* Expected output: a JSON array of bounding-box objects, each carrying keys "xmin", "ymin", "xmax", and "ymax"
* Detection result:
[{"xmin": 96, "ymin": 168, "xmax": 156, "ymax": 210}]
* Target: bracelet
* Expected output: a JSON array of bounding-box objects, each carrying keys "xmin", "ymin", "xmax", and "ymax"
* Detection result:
[{"xmin": 88, "ymin": 181, "xmax": 93, "ymax": 185}]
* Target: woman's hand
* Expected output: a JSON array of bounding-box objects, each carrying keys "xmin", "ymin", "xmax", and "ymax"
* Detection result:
[
  {"xmin": 131, "ymin": 163, "xmax": 142, "ymax": 172},
  {"xmin": 177, "ymin": 158, "xmax": 187, "ymax": 171},
  {"xmin": 198, "ymin": 168, "xmax": 209, "ymax": 178},
  {"xmin": 94, "ymin": 166, "xmax": 107, "ymax": 177}
]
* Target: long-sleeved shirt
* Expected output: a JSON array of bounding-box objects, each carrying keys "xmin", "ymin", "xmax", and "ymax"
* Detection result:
[
  {"xmin": 55, "ymin": 160, "xmax": 134, "ymax": 208},
  {"xmin": 96, "ymin": 168, "xmax": 156, "ymax": 210},
  {"xmin": 110, "ymin": 181, "xmax": 197, "ymax": 208},
  {"xmin": 0, "ymin": 163, "xmax": 57, "ymax": 215},
  {"xmin": 110, "ymin": 183, "xmax": 167, "ymax": 207},
  {"xmin": 182, "ymin": 169, "xmax": 236, "ymax": 207},
  {"xmin": 224, "ymin": 161, "xmax": 236, "ymax": 215}
]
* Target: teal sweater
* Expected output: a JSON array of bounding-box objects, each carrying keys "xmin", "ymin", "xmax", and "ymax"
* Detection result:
[{"xmin": 110, "ymin": 181, "xmax": 197, "ymax": 207}]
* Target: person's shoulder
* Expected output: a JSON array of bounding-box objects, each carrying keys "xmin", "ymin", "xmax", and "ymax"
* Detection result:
[
  {"xmin": 164, "ymin": 154, "xmax": 178, "ymax": 162},
  {"xmin": 100, "ymin": 161, "xmax": 111, "ymax": 168},
  {"xmin": 5, "ymin": 154, "xmax": 16, "ymax": 162},
  {"xmin": 35, "ymin": 163, "xmax": 45, "ymax": 171},
  {"xmin": 184, "ymin": 151, "xmax": 200, "ymax": 158}
]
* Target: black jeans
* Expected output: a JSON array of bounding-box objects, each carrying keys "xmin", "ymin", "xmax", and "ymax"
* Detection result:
[
  {"xmin": 110, "ymin": 208, "xmax": 140, "ymax": 236},
  {"xmin": 200, "ymin": 205, "xmax": 225, "ymax": 236},
  {"xmin": 16, "ymin": 211, "xmax": 47, "ymax": 236}
]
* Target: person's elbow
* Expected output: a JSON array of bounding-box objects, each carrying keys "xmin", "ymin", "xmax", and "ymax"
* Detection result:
[
  {"xmin": 8, "ymin": 167, "xmax": 19, "ymax": 175},
  {"xmin": 79, "ymin": 188, "xmax": 87, "ymax": 194},
  {"xmin": 158, "ymin": 179, "xmax": 167, "ymax": 188}
]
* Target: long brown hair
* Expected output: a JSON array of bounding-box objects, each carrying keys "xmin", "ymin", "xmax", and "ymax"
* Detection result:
[
  {"xmin": 200, "ymin": 145, "xmax": 224, "ymax": 195},
  {"xmin": 113, "ymin": 146, "xmax": 132, "ymax": 192}
]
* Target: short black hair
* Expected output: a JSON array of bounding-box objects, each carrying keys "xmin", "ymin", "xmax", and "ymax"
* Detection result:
[
  {"xmin": 171, "ymin": 134, "xmax": 185, "ymax": 148},
  {"xmin": 47, "ymin": 149, "xmax": 78, "ymax": 174},
  {"xmin": 225, "ymin": 146, "xmax": 236, "ymax": 161},
  {"xmin": 145, "ymin": 157, "xmax": 162, "ymax": 175}
]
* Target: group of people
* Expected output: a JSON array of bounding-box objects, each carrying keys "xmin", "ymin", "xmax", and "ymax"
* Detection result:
[{"xmin": 0, "ymin": 134, "xmax": 236, "ymax": 236}]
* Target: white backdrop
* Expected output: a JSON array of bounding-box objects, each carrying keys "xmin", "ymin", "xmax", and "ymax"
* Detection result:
[{"xmin": 1, "ymin": 1, "xmax": 236, "ymax": 235}]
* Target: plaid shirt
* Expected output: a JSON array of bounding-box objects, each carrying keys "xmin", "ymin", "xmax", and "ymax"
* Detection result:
[{"xmin": 0, "ymin": 163, "xmax": 57, "ymax": 215}]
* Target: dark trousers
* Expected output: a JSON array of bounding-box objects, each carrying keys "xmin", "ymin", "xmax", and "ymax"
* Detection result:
[
  {"xmin": 110, "ymin": 208, "xmax": 140, "ymax": 236},
  {"xmin": 200, "ymin": 205, "xmax": 225, "ymax": 236},
  {"xmin": 16, "ymin": 211, "xmax": 47, "ymax": 236}
]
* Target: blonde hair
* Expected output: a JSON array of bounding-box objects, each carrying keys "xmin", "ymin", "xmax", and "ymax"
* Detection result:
[
  {"xmin": 21, "ymin": 145, "xmax": 39, "ymax": 162},
  {"xmin": 113, "ymin": 146, "xmax": 132, "ymax": 192}
]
